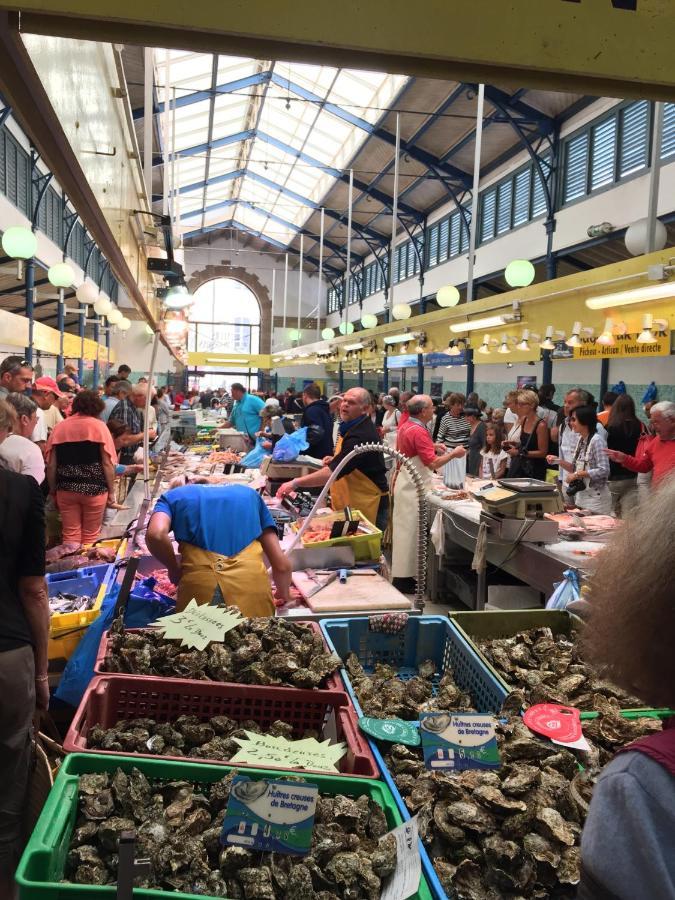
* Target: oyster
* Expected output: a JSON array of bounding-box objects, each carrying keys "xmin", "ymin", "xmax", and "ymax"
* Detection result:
[
  {"xmin": 64, "ymin": 767, "xmax": 401, "ymax": 898},
  {"xmin": 103, "ymin": 616, "xmax": 341, "ymax": 689}
]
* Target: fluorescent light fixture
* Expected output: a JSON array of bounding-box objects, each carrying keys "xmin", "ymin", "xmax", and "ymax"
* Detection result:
[
  {"xmin": 205, "ymin": 357, "xmax": 250, "ymax": 364},
  {"xmin": 344, "ymin": 341, "xmax": 365, "ymax": 351},
  {"xmin": 383, "ymin": 331, "xmax": 412, "ymax": 345},
  {"xmin": 449, "ymin": 310, "xmax": 520, "ymax": 334},
  {"xmin": 586, "ymin": 281, "xmax": 675, "ymax": 310},
  {"xmin": 596, "ymin": 318, "xmax": 615, "ymax": 346},
  {"xmin": 636, "ymin": 314, "xmax": 654, "ymax": 343},
  {"xmin": 539, "ymin": 326, "xmax": 555, "ymax": 351}
]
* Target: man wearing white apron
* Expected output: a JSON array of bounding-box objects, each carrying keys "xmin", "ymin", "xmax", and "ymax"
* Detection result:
[{"xmin": 392, "ymin": 395, "xmax": 466, "ymax": 593}]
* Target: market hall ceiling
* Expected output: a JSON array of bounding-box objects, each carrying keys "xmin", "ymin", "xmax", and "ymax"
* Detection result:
[{"xmin": 122, "ymin": 47, "xmax": 591, "ymax": 273}]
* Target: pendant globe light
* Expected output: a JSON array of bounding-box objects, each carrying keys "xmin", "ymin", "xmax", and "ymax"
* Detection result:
[
  {"xmin": 338, "ymin": 321, "xmax": 355, "ymax": 335},
  {"xmin": 93, "ymin": 294, "xmax": 112, "ymax": 317},
  {"xmin": 504, "ymin": 259, "xmax": 535, "ymax": 288},
  {"xmin": 77, "ymin": 281, "xmax": 100, "ymax": 306},
  {"xmin": 321, "ymin": 327, "xmax": 335, "ymax": 340},
  {"xmin": 107, "ymin": 306, "xmax": 123, "ymax": 326},
  {"xmin": 392, "ymin": 303, "xmax": 412, "ymax": 320},
  {"xmin": 360, "ymin": 313, "xmax": 378, "ymax": 329},
  {"xmin": 1, "ymin": 226, "xmax": 37, "ymax": 260},
  {"xmin": 48, "ymin": 261, "xmax": 75, "ymax": 288},
  {"xmin": 117, "ymin": 317, "xmax": 131, "ymax": 332},
  {"xmin": 436, "ymin": 285, "xmax": 460, "ymax": 307}
]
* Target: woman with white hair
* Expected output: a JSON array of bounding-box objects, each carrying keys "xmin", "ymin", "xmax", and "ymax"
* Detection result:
[
  {"xmin": 0, "ymin": 393, "xmax": 45, "ymax": 484},
  {"xmin": 381, "ymin": 395, "xmax": 400, "ymax": 449}
]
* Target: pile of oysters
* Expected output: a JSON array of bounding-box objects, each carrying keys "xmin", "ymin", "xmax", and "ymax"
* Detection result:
[
  {"xmin": 476, "ymin": 627, "xmax": 644, "ymax": 710},
  {"xmin": 103, "ymin": 617, "xmax": 342, "ymax": 690},
  {"xmin": 65, "ymin": 768, "xmax": 399, "ymax": 898},
  {"xmin": 344, "ymin": 654, "xmax": 472, "ymax": 720},
  {"xmin": 87, "ymin": 716, "xmax": 319, "ymax": 762}
]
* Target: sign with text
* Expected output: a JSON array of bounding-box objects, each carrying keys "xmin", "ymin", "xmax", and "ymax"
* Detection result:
[
  {"xmin": 387, "ymin": 354, "xmax": 418, "ymax": 369},
  {"xmin": 571, "ymin": 331, "xmax": 670, "ymax": 359},
  {"xmin": 149, "ymin": 599, "xmax": 244, "ymax": 650},
  {"xmin": 229, "ymin": 731, "xmax": 347, "ymax": 772},
  {"xmin": 380, "ymin": 817, "xmax": 421, "ymax": 900},
  {"xmin": 420, "ymin": 712, "xmax": 500, "ymax": 771},
  {"xmin": 424, "ymin": 351, "xmax": 467, "ymax": 367},
  {"xmin": 221, "ymin": 776, "xmax": 318, "ymax": 855}
]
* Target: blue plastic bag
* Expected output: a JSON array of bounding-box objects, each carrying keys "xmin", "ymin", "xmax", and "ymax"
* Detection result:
[
  {"xmin": 272, "ymin": 427, "xmax": 309, "ymax": 462},
  {"xmin": 124, "ymin": 581, "xmax": 175, "ymax": 628},
  {"xmin": 611, "ymin": 380, "xmax": 626, "ymax": 395},
  {"xmin": 641, "ymin": 381, "xmax": 657, "ymax": 404},
  {"xmin": 240, "ymin": 437, "xmax": 270, "ymax": 469},
  {"xmin": 546, "ymin": 568, "xmax": 581, "ymax": 610}
]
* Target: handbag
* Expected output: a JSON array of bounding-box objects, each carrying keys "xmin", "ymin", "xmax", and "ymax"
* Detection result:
[{"xmin": 508, "ymin": 418, "xmax": 542, "ymax": 477}]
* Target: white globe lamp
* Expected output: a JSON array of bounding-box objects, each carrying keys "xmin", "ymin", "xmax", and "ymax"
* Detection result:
[
  {"xmin": 107, "ymin": 307, "xmax": 123, "ymax": 326},
  {"xmin": 505, "ymin": 259, "xmax": 535, "ymax": 288},
  {"xmin": 321, "ymin": 327, "xmax": 335, "ymax": 340},
  {"xmin": 625, "ymin": 217, "xmax": 667, "ymax": 256},
  {"xmin": 392, "ymin": 303, "xmax": 412, "ymax": 320},
  {"xmin": 76, "ymin": 281, "xmax": 99, "ymax": 306},
  {"xmin": 93, "ymin": 295, "xmax": 112, "ymax": 317},
  {"xmin": 48, "ymin": 262, "xmax": 75, "ymax": 288},
  {"xmin": 1, "ymin": 226, "xmax": 37, "ymax": 260},
  {"xmin": 338, "ymin": 321, "xmax": 355, "ymax": 335},
  {"xmin": 436, "ymin": 285, "xmax": 460, "ymax": 307},
  {"xmin": 117, "ymin": 317, "xmax": 131, "ymax": 331},
  {"xmin": 360, "ymin": 313, "xmax": 378, "ymax": 329}
]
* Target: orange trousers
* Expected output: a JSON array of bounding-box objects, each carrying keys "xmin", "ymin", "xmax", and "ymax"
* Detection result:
[{"xmin": 56, "ymin": 490, "xmax": 108, "ymax": 544}]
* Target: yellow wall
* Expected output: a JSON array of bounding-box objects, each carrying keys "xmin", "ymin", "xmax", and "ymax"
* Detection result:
[
  {"xmin": 21, "ymin": 34, "xmax": 159, "ymax": 324},
  {"xmin": 1, "ymin": 308, "xmax": 112, "ymax": 361}
]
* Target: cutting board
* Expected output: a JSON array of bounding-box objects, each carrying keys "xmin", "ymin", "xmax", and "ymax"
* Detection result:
[{"xmin": 292, "ymin": 571, "xmax": 411, "ymax": 612}]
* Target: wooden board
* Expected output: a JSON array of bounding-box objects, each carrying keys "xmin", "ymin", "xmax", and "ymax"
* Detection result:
[{"xmin": 292, "ymin": 571, "xmax": 411, "ymax": 613}]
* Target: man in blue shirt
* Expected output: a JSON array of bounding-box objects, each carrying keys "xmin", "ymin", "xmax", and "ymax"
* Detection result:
[
  {"xmin": 146, "ymin": 483, "xmax": 291, "ymax": 614},
  {"xmin": 225, "ymin": 383, "xmax": 265, "ymax": 439}
]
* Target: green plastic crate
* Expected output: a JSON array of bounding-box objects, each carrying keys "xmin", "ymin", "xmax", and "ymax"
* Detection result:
[{"xmin": 17, "ymin": 753, "xmax": 433, "ymax": 900}]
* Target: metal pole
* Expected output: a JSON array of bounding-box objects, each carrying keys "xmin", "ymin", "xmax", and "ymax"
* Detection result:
[
  {"xmin": 25, "ymin": 258, "xmax": 35, "ymax": 364},
  {"xmin": 57, "ymin": 287, "xmax": 65, "ymax": 372},
  {"xmin": 297, "ymin": 233, "xmax": 303, "ymax": 342},
  {"xmin": 599, "ymin": 358, "xmax": 610, "ymax": 409},
  {"xmin": 143, "ymin": 47, "xmax": 153, "ymax": 204},
  {"xmin": 93, "ymin": 317, "xmax": 100, "ymax": 388},
  {"xmin": 542, "ymin": 350, "xmax": 553, "ymax": 386},
  {"xmin": 344, "ymin": 169, "xmax": 353, "ymax": 335},
  {"xmin": 143, "ymin": 330, "xmax": 161, "ymax": 501},
  {"xmin": 317, "ymin": 207, "xmax": 324, "ymax": 341},
  {"xmin": 106, "ymin": 323, "xmax": 111, "ymax": 377},
  {"xmin": 466, "ymin": 84, "xmax": 485, "ymax": 303},
  {"xmin": 465, "ymin": 348, "xmax": 475, "ymax": 395},
  {"xmin": 383, "ymin": 356, "xmax": 389, "ymax": 393},
  {"xmin": 357, "ymin": 359, "xmax": 363, "ymax": 387},
  {"xmin": 646, "ymin": 101, "xmax": 665, "ymax": 253},
  {"xmin": 417, "ymin": 354, "xmax": 424, "ymax": 394},
  {"xmin": 78, "ymin": 303, "xmax": 86, "ymax": 383},
  {"xmin": 338, "ymin": 362, "xmax": 344, "ymax": 393},
  {"xmin": 162, "ymin": 50, "xmax": 170, "ymax": 217},
  {"xmin": 170, "ymin": 87, "xmax": 177, "ymax": 226},
  {"xmin": 282, "ymin": 253, "xmax": 288, "ymax": 332},
  {"xmin": 270, "ymin": 267, "xmax": 276, "ymax": 353},
  {"xmin": 388, "ymin": 113, "xmax": 400, "ymax": 323}
]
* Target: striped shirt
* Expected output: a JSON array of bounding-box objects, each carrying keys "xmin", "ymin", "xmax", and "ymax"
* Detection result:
[{"xmin": 437, "ymin": 413, "xmax": 471, "ymax": 449}]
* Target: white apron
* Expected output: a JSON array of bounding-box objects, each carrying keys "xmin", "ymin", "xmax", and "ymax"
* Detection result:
[{"xmin": 391, "ymin": 452, "xmax": 432, "ymax": 579}]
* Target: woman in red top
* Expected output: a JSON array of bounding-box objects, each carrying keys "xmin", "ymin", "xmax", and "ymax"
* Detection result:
[
  {"xmin": 391, "ymin": 394, "xmax": 465, "ymax": 590},
  {"xmin": 606, "ymin": 400, "xmax": 675, "ymax": 488}
]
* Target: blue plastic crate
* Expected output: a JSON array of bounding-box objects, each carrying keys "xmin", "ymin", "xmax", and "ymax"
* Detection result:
[
  {"xmin": 320, "ymin": 615, "xmax": 508, "ymax": 718},
  {"xmin": 46, "ymin": 564, "xmax": 114, "ymax": 603}
]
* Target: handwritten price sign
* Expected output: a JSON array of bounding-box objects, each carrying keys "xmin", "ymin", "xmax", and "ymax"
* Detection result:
[
  {"xmin": 150, "ymin": 599, "xmax": 244, "ymax": 650},
  {"xmin": 229, "ymin": 731, "xmax": 347, "ymax": 772}
]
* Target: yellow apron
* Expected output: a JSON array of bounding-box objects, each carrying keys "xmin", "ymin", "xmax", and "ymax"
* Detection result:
[
  {"xmin": 176, "ymin": 539, "xmax": 275, "ymax": 616},
  {"xmin": 329, "ymin": 432, "xmax": 384, "ymax": 526}
]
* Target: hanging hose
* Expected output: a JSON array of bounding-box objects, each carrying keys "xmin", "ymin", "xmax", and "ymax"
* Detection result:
[{"xmin": 284, "ymin": 443, "xmax": 429, "ymax": 606}]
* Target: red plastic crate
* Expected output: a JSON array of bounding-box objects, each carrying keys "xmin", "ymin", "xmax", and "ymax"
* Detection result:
[
  {"xmin": 64, "ymin": 674, "xmax": 379, "ymax": 779},
  {"xmin": 94, "ymin": 622, "xmax": 343, "ymax": 692}
]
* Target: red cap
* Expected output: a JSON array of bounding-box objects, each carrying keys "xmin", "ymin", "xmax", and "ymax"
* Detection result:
[{"xmin": 33, "ymin": 375, "xmax": 66, "ymax": 397}]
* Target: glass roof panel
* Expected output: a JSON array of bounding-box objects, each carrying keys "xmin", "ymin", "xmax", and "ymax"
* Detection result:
[{"xmin": 155, "ymin": 49, "xmax": 407, "ymax": 246}]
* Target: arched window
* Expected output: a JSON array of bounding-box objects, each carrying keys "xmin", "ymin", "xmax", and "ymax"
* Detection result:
[{"xmin": 188, "ymin": 278, "xmax": 261, "ymax": 354}]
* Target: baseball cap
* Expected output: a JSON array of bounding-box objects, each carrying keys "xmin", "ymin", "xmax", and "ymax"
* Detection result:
[{"xmin": 33, "ymin": 375, "xmax": 66, "ymax": 397}]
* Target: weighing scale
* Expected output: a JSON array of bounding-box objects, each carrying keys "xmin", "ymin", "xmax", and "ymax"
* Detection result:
[{"xmin": 472, "ymin": 478, "xmax": 563, "ymax": 542}]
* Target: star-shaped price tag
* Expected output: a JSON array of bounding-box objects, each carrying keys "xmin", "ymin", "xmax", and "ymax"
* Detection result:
[
  {"xmin": 229, "ymin": 731, "xmax": 348, "ymax": 772},
  {"xmin": 149, "ymin": 599, "xmax": 244, "ymax": 650}
]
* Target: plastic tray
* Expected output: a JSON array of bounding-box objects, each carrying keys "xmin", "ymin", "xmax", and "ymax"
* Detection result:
[
  {"xmin": 16, "ymin": 753, "xmax": 432, "ymax": 900},
  {"xmin": 295, "ymin": 509, "xmax": 382, "ymax": 562},
  {"xmin": 320, "ymin": 615, "xmax": 508, "ymax": 718},
  {"xmin": 64, "ymin": 674, "xmax": 378, "ymax": 778},
  {"xmin": 47, "ymin": 564, "xmax": 116, "ymax": 663},
  {"xmin": 94, "ymin": 622, "xmax": 344, "ymax": 693}
]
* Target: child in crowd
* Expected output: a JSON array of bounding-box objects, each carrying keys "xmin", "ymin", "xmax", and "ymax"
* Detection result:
[{"xmin": 479, "ymin": 423, "xmax": 509, "ymax": 480}]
